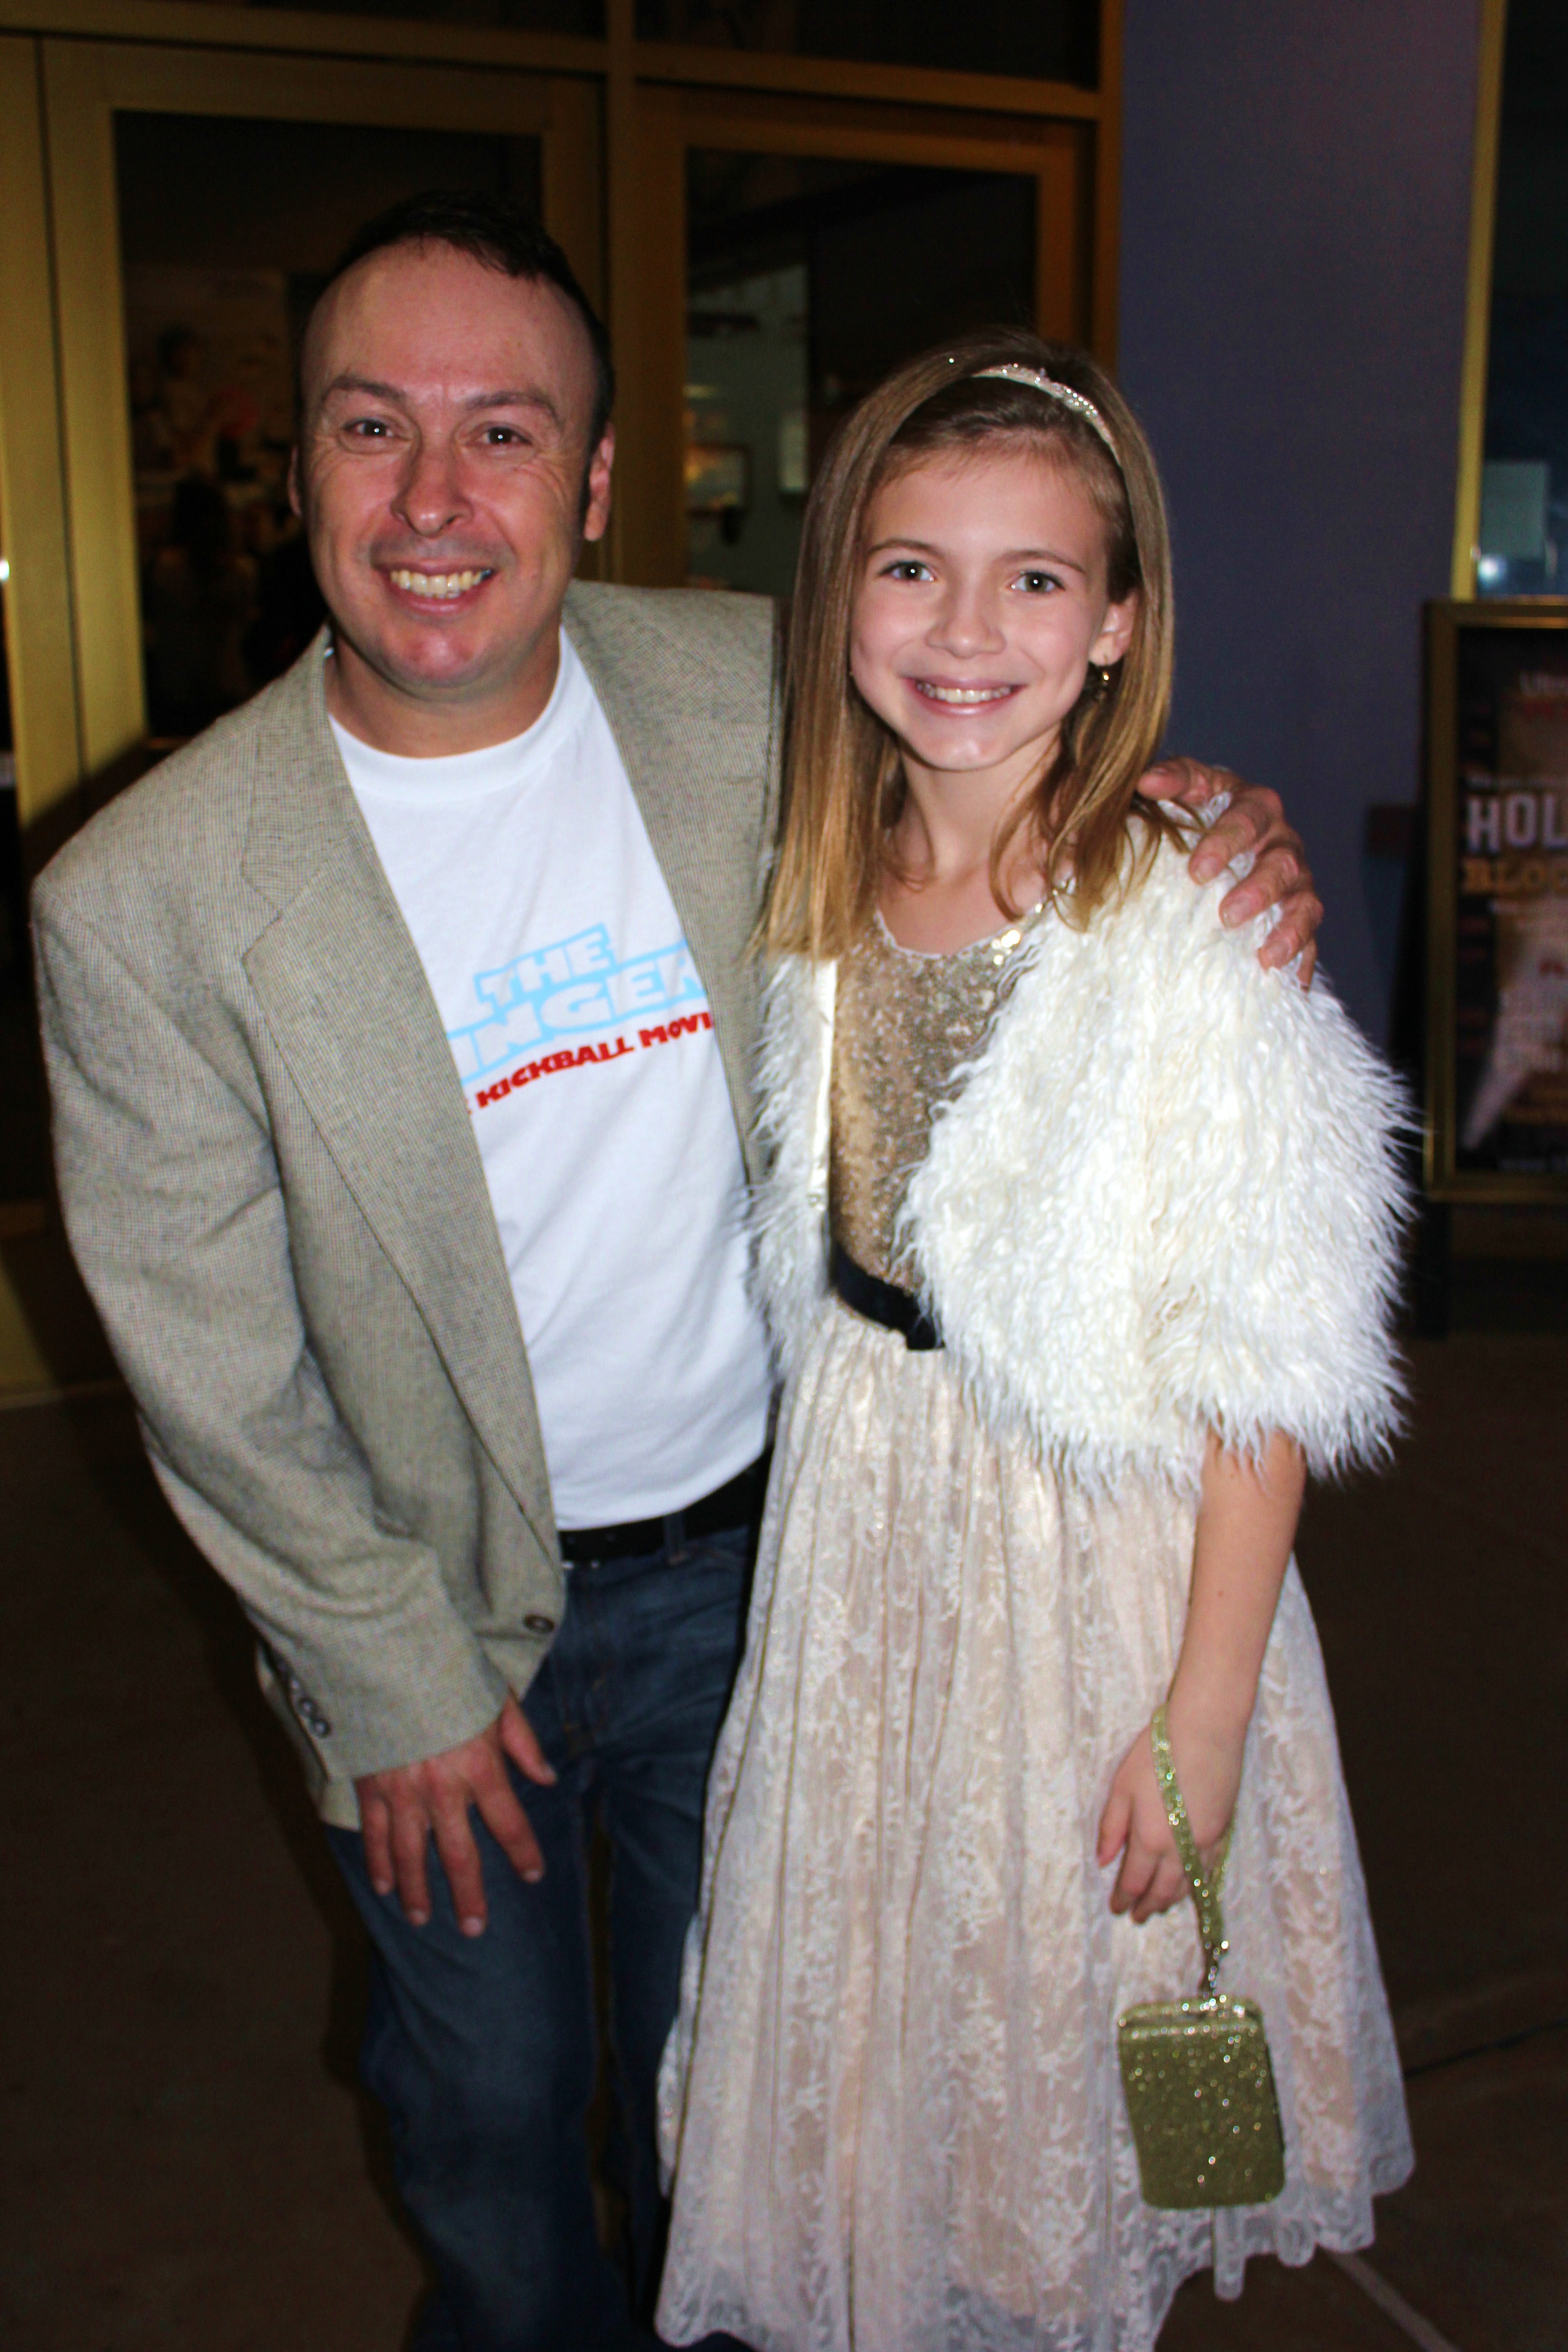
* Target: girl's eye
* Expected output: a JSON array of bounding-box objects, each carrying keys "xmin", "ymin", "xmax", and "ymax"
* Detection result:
[
  {"xmin": 883, "ymin": 559, "xmax": 934, "ymax": 583},
  {"xmin": 1014, "ymin": 569, "xmax": 1063, "ymax": 594}
]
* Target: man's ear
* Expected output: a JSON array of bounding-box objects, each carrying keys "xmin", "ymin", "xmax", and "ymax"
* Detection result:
[
  {"xmin": 582, "ymin": 427, "xmax": 615, "ymax": 544},
  {"xmin": 287, "ymin": 444, "xmax": 304, "ymax": 522}
]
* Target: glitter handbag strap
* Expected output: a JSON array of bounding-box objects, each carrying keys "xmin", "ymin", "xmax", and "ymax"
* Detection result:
[{"xmin": 1149, "ymin": 1705, "xmax": 1233, "ymax": 1996}]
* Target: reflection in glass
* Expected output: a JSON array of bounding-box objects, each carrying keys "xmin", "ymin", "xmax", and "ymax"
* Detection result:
[
  {"xmin": 115, "ymin": 114, "xmax": 544, "ymax": 736},
  {"xmin": 1480, "ymin": 0, "xmax": 1568, "ymax": 594},
  {"xmin": 686, "ymin": 153, "xmax": 1036, "ymax": 596},
  {"xmin": 641, "ymin": 0, "xmax": 1096, "ymax": 85}
]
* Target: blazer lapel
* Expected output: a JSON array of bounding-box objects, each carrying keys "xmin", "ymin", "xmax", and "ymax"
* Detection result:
[
  {"xmin": 563, "ymin": 590, "xmax": 765, "ymax": 1170},
  {"xmin": 239, "ymin": 641, "xmax": 550, "ymax": 1532}
]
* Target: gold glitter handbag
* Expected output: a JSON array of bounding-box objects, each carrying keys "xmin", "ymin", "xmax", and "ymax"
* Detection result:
[{"xmin": 1117, "ymin": 1707, "xmax": 1285, "ymax": 2209}]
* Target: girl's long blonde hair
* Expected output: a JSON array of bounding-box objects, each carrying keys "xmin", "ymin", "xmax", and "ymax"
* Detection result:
[{"xmin": 764, "ymin": 328, "xmax": 1179, "ymax": 960}]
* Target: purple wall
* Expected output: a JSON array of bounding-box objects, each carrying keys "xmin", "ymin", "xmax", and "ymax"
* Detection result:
[{"xmin": 1117, "ymin": 0, "xmax": 1481, "ymax": 1039}]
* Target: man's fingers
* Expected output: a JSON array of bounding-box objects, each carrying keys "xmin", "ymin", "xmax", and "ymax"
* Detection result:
[
  {"xmin": 1144, "ymin": 755, "xmax": 1217, "ymax": 811},
  {"xmin": 1219, "ymin": 782, "xmax": 1285, "ymax": 846},
  {"xmin": 430, "ymin": 1798, "xmax": 490, "ymax": 1939},
  {"xmin": 498, "ymin": 1695, "xmax": 557, "ymax": 1788},
  {"xmin": 474, "ymin": 1772, "xmax": 544, "ymax": 1892},
  {"xmin": 389, "ymin": 1799, "xmax": 434, "ymax": 1927},
  {"xmin": 361, "ymin": 1793, "xmax": 396, "ymax": 1900},
  {"xmin": 1217, "ymin": 837, "xmax": 1303, "ymax": 923},
  {"xmin": 1256, "ymin": 897, "xmax": 1323, "ymax": 984},
  {"xmin": 1190, "ymin": 788, "xmax": 1286, "ymax": 881},
  {"xmin": 352, "ymin": 1704, "xmax": 551, "ymax": 1936}
]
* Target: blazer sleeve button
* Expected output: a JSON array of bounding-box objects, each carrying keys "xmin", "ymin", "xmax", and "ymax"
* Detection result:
[{"xmin": 523, "ymin": 1612, "xmax": 556, "ymax": 1635}]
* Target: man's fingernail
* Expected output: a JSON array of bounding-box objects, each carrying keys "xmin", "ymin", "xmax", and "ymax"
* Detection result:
[
  {"xmin": 371, "ymin": 1879, "xmax": 394, "ymax": 1898},
  {"xmin": 524, "ymin": 1866, "xmax": 544, "ymax": 1884},
  {"xmin": 408, "ymin": 1909, "xmax": 430, "ymax": 1927},
  {"xmin": 461, "ymin": 1915, "xmax": 485, "ymax": 1938}
]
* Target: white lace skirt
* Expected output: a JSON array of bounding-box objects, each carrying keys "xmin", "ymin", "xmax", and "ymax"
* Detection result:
[{"xmin": 656, "ymin": 1299, "xmax": 1413, "ymax": 2352}]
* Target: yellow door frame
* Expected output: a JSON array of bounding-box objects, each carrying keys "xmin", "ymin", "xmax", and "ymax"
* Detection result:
[{"xmin": 1450, "ymin": 0, "xmax": 1509, "ymax": 599}]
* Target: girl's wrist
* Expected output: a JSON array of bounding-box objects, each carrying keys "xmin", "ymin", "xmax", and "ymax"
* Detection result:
[{"xmin": 1165, "ymin": 1665, "xmax": 1256, "ymax": 1751}]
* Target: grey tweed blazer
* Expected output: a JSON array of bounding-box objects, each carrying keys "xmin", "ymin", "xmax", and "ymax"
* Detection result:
[{"xmin": 33, "ymin": 583, "xmax": 780, "ymax": 1823}]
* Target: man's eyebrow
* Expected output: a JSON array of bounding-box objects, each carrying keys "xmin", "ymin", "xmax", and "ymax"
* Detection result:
[
  {"xmin": 476, "ymin": 386, "xmax": 566, "ymax": 427},
  {"xmin": 866, "ymin": 535, "xmax": 1089, "ymax": 577},
  {"xmin": 319, "ymin": 373, "xmax": 405, "ymax": 405},
  {"xmin": 318, "ymin": 373, "xmax": 564, "ymax": 427}
]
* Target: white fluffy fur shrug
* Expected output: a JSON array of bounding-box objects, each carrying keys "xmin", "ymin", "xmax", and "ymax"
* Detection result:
[{"xmin": 754, "ymin": 818, "xmax": 1409, "ymax": 1493}]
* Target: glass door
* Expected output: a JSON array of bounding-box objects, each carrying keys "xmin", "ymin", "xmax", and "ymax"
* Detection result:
[
  {"xmin": 40, "ymin": 39, "xmax": 603, "ymax": 777},
  {"xmin": 617, "ymin": 84, "xmax": 1090, "ymax": 586},
  {"xmin": 684, "ymin": 151, "xmax": 1042, "ymax": 597},
  {"xmin": 118, "ymin": 112, "xmax": 544, "ymax": 743}
]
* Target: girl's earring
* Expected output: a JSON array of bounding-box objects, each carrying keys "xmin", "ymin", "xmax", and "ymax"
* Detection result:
[{"xmin": 1094, "ymin": 664, "xmax": 1116, "ymax": 699}]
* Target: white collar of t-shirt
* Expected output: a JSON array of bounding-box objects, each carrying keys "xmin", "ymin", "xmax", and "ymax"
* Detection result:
[{"xmin": 327, "ymin": 631, "xmax": 588, "ymax": 805}]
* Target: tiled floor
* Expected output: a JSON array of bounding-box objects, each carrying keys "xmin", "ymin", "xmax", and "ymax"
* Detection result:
[{"xmin": 2, "ymin": 1333, "xmax": 1565, "ymax": 2350}]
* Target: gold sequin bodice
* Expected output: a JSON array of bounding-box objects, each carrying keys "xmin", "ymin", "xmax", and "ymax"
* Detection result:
[{"xmin": 829, "ymin": 911, "xmax": 1036, "ymax": 1285}]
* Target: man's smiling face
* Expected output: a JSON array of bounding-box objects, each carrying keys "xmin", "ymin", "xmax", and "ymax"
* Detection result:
[{"xmin": 293, "ymin": 239, "xmax": 612, "ymax": 746}]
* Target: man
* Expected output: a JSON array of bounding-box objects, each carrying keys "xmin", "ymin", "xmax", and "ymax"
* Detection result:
[{"xmin": 34, "ymin": 195, "xmax": 1323, "ymax": 2351}]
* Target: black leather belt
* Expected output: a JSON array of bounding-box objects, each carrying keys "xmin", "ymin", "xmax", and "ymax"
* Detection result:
[
  {"xmin": 830, "ymin": 1242, "xmax": 943, "ymax": 1351},
  {"xmin": 559, "ymin": 1452, "xmax": 770, "ymax": 1565}
]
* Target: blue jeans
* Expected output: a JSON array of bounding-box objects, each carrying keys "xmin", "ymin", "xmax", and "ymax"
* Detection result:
[{"xmin": 328, "ymin": 1524, "xmax": 753, "ymax": 2352}]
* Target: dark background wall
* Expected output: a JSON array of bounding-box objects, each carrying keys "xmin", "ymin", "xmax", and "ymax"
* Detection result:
[{"xmin": 1117, "ymin": 0, "xmax": 1481, "ymax": 1042}]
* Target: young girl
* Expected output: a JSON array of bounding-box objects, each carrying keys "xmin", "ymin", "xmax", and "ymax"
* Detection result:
[{"xmin": 656, "ymin": 332, "xmax": 1413, "ymax": 2351}]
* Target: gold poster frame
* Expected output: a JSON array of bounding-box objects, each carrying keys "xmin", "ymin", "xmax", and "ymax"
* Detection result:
[{"xmin": 1425, "ymin": 598, "xmax": 1568, "ymax": 1204}]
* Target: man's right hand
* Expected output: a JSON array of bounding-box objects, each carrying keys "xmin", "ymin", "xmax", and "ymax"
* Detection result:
[{"xmin": 355, "ymin": 1695, "xmax": 557, "ymax": 1937}]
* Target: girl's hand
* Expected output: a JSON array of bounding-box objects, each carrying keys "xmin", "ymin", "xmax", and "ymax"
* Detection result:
[{"xmin": 1096, "ymin": 1703, "xmax": 1245, "ymax": 1925}]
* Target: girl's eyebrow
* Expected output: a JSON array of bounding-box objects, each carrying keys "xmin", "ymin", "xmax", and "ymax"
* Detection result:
[{"xmin": 866, "ymin": 535, "xmax": 1090, "ymax": 578}]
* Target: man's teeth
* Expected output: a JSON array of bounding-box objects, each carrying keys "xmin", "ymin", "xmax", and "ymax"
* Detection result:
[
  {"xmin": 389, "ymin": 568, "xmax": 489, "ymax": 599},
  {"xmin": 916, "ymin": 683, "xmax": 1014, "ymax": 705}
]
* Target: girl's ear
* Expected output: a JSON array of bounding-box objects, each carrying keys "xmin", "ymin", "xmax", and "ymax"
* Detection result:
[{"xmin": 1091, "ymin": 588, "xmax": 1139, "ymax": 671}]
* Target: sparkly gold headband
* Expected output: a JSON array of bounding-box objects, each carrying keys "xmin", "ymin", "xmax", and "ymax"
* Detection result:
[{"xmin": 969, "ymin": 362, "xmax": 1121, "ymax": 464}]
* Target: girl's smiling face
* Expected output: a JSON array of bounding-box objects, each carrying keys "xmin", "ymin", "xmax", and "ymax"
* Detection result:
[{"xmin": 850, "ymin": 444, "xmax": 1138, "ymax": 802}]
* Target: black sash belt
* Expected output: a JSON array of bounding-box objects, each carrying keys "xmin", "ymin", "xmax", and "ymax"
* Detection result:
[{"xmin": 830, "ymin": 1242, "xmax": 943, "ymax": 1352}]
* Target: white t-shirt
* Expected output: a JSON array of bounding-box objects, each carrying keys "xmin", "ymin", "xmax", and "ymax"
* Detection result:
[{"xmin": 330, "ymin": 637, "xmax": 773, "ymax": 1527}]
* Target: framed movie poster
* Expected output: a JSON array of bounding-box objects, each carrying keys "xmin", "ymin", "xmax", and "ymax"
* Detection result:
[{"xmin": 1425, "ymin": 600, "xmax": 1568, "ymax": 1201}]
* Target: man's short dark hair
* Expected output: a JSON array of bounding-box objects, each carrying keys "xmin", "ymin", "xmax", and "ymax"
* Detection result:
[{"xmin": 314, "ymin": 189, "xmax": 615, "ymax": 451}]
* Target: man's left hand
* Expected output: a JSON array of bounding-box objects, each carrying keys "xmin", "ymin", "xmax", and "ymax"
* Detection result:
[{"xmin": 1146, "ymin": 757, "xmax": 1322, "ymax": 985}]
